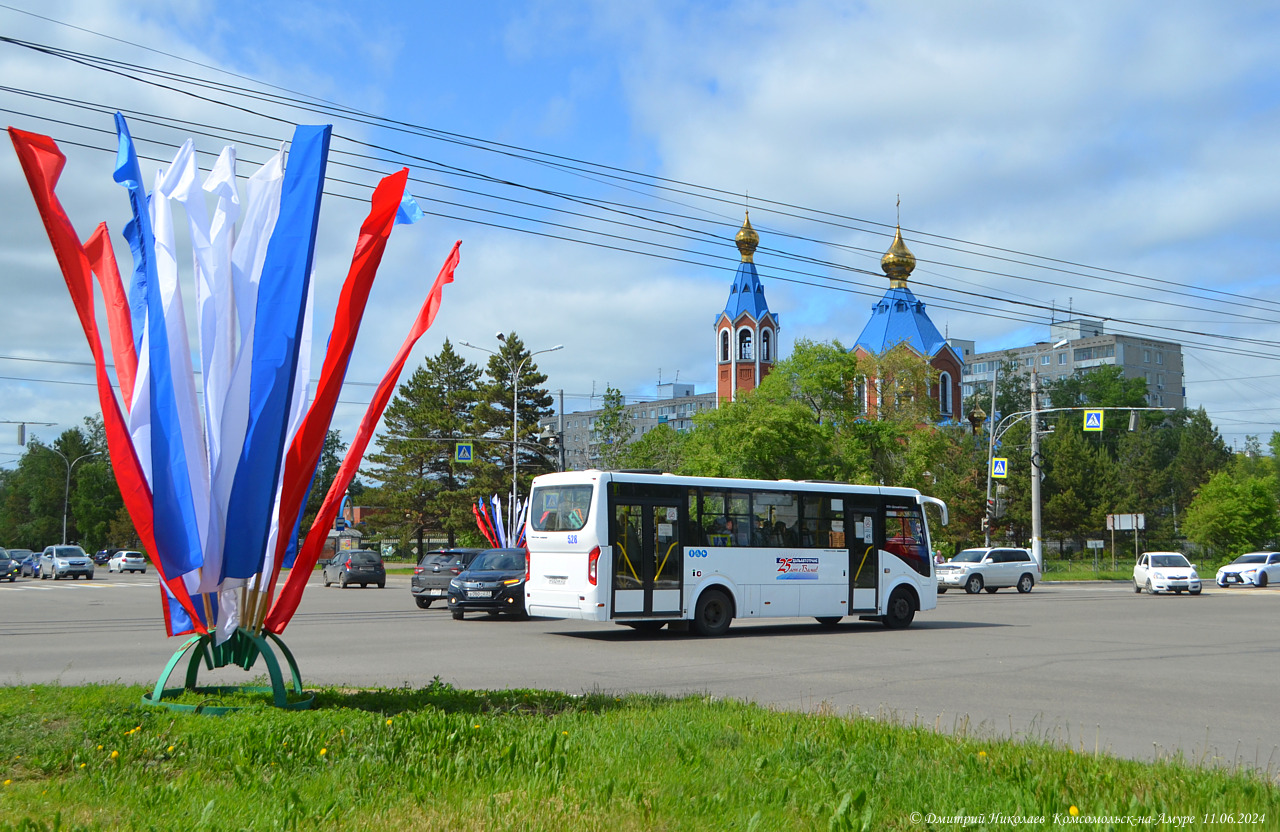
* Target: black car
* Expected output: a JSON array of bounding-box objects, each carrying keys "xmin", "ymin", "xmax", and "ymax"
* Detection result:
[
  {"xmin": 447, "ymin": 548, "xmax": 528, "ymax": 620},
  {"xmin": 322, "ymin": 549, "xmax": 386, "ymax": 588},
  {"xmin": 411, "ymin": 548, "xmax": 483, "ymax": 609},
  {"xmin": 0, "ymin": 552, "xmax": 19, "ymax": 582},
  {"xmin": 7, "ymin": 550, "xmax": 36, "ymax": 578},
  {"xmin": 92, "ymin": 548, "xmax": 121, "ymax": 566}
]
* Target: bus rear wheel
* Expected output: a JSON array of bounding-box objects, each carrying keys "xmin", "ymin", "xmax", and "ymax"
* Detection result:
[
  {"xmin": 882, "ymin": 588, "xmax": 916, "ymax": 630},
  {"xmin": 692, "ymin": 589, "xmax": 733, "ymax": 637}
]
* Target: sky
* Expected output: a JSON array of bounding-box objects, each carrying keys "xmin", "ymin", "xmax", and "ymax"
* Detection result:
[{"xmin": 1, "ymin": 0, "xmax": 1279, "ymax": 470}]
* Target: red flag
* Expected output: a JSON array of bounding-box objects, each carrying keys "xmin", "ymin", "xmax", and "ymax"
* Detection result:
[
  {"xmin": 84, "ymin": 224, "xmax": 137, "ymax": 408},
  {"xmin": 473, "ymin": 501, "xmax": 498, "ymax": 548},
  {"xmin": 263, "ymin": 169, "xmax": 408, "ymax": 605},
  {"xmin": 265, "ymin": 241, "xmax": 461, "ymax": 633},
  {"xmin": 7, "ymin": 128, "xmax": 204, "ymax": 634}
]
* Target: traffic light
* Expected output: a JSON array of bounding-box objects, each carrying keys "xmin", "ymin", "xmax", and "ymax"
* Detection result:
[{"xmin": 981, "ymin": 516, "xmax": 990, "ymax": 531}]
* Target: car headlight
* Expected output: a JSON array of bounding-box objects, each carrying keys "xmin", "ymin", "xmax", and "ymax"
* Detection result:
[
  {"xmin": 1241, "ymin": 568, "xmax": 1257, "ymax": 576},
  {"xmin": 449, "ymin": 578, "xmax": 461, "ymax": 589},
  {"xmin": 502, "ymin": 578, "xmax": 523, "ymax": 586},
  {"xmin": 1152, "ymin": 571, "xmax": 1164, "ymax": 580}
]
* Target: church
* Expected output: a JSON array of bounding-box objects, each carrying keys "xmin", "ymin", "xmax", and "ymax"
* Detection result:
[{"xmin": 715, "ymin": 213, "xmax": 961, "ymax": 420}]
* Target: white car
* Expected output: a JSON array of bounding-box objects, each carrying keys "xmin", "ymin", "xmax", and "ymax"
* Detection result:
[
  {"xmin": 937, "ymin": 547, "xmax": 1040, "ymax": 594},
  {"xmin": 107, "ymin": 550, "xmax": 147, "ymax": 573},
  {"xmin": 1133, "ymin": 551, "xmax": 1201, "ymax": 595},
  {"xmin": 1215, "ymin": 551, "xmax": 1280, "ymax": 588}
]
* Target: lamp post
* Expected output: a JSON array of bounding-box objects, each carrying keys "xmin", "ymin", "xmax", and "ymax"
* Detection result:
[
  {"xmin": 36, "ymin": 445, "xmax": 101, "ymax": 544},
  {"xmin": 1028, "ymin": 339, "xmax": 1067, "ymax": 570},
  {"xmin": 461, "ymin": 335, "xmax": 563, "ymax": 543}
]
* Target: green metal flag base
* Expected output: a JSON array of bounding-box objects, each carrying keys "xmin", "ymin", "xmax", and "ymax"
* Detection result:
[{"xmin": 141, "ymin": 627, "xmax": 314, "ymax": 715}]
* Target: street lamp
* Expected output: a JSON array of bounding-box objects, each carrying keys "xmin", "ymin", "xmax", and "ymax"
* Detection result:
[
  {"xmin": 35, "ymin": 444, "xmax": 101, "ymax": 545},
  {"xmin": 1029, "ymin": 339, "xmax": 1068, "ymax": 571},
  {"xmin": 461, "ymin": 335, "xmax": 563, "ymax": 543}
]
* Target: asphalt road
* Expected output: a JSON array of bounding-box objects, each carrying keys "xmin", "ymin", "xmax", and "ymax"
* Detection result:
[{"xmin": 2, "ymin": 570, "xmax": 1276, "ymax": 768}]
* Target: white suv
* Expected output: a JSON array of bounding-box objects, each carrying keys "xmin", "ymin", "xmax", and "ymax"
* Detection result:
[{"xmin": 937, "ymin": 547, "xmax": 1040, "ymax": 594}]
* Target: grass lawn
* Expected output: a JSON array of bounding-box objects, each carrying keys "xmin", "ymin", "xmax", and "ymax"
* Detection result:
[{"xmin": 1, "ymin": 682, "xmax": 1276, "ymax": 830}]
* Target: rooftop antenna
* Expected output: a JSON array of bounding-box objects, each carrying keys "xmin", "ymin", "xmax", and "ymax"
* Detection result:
[
  {"xmin": 674, "ymin": 370, "xmax": 680, "ymax": 382},
  {"xmin": 657, "ymin": 368, "xmax": 662, "ymax": 386}
]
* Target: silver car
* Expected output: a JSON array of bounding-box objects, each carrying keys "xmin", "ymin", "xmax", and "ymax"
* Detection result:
[{"xmin": 39, "ymin": 545, "xmax": 95, "ymax": 580}]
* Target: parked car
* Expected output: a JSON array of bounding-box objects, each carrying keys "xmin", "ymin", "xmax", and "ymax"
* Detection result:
[
  {"xmin": 1133, "ymin": 551, "xmax": 1200, "ymax": 595},
  {"xmin": 1215, "ymin": 551, "xmax": 1280, "ymax": 588},
  {"xmin": 8, "ymin": 549, "xmax": 37, "ymax": 577},
  {"xmin": 936, "ymin": 547, "xmax": 1040, "ymax": 594},
  {"xmin": 39, "ymin": 545, "xmax": 94, "ymax": 580},
  {"xmin": 107, "ymin": 550, "xmax": 147, "ymax": 573},
  {"xmin": 322, "ymin": 549, "xmax": 385, "ymax": 588},
  {"xmin": 411, "ymin": 547, "xmax": 484, "ymax": 609},
  {"xmin": 446, "ymin": 547, "xmax": 528, "ymax": 619},
  {"xmin": 92, "ymin": 548, "xmax": 119, "ymax": 566},
  {"xmin": 0, "ymin": 550, "xmax": 18, "ymax": 582}
]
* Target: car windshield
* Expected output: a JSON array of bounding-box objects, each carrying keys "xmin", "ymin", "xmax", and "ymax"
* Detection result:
[
  {"xmin": 348, "ymin": 552, "xmax": 380, "ymax": 565},
  {"xmin": 952, "ymin": 549, "xmax": 986, "ymax": 563},
  {"xmin": 1231, "ymin": 554, "xmax": 1267, "ymax": 564},
  {"xmin": 54, "ymin": 546, "xmax": 85, "ymax": 557},
  {"xmin": 470, "ymin": 550, "xmax": 525, "ymax": 572},
  {"xmin": 1151, "ymin": 554, "xmax": 1190, "ymax": 568}
]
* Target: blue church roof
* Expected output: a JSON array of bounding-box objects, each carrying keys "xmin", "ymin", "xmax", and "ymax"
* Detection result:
[
  {"xmin": 716, "ymin": 260, "xmax": 774, "ymax": 323},
  {"xmin": 854, "ymin": 284, "xmax": 950, "ymax": 359}
]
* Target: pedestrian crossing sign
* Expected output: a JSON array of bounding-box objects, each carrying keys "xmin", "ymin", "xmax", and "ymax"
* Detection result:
[
  {"xmin": 1083, "ymin": 410, "xmax": 1103, "ymax": 432},
  {"xmin": 454, "ymin": 442, "xmax": 473, "ymax": 463},
  {"xmin": 991, "ymin": 457, "xmax": 1008, "ymax": 478}
]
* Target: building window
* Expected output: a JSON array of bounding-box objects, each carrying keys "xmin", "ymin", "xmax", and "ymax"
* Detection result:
[
  {"xmin": 1040, "ymin": 354, "xmax": 1051, "ymax": 366},
  {"xmin": 761, "ymin": 329, "xmax": 772, "ymax": 362},
  {"xmin": 1025, "ymin": 357, "xmax": 1034, "ymax": 367},
  {"xmin": 1143, "ymin": 349, "xmax": 1151, "ymax": 363},
  {"xmin": 720, "ymin": 329, "xmax": 729, "ymax": 362},
  {"xmin": 1057, "ymin": 352, "xmax": 1066, "ymax": 365},
  {"xmin": 1156, "ymin": 351, "xmax": 1163, "ymax": 365},
  {"xmin": 738, "ymin": 329, "xmax": 753, "ymax": 360},
  {"xmin": 938, "ymin": 372, "xmax": 952, "ymax": 415}
]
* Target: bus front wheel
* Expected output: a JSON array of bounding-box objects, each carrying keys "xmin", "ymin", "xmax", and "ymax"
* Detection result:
[
  {"xmin": 882, "ymin": 588, "xmax": 916, "ymax": 630},
  {"xmin": 692, "ymin": 589, "xmax": 733, "ymax": 637}
]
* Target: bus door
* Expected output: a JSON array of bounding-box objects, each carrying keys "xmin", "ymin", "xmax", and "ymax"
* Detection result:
[
  {"xmin": 610, "ymin": 501, "xmax": 683, "ymax": 616},
  {"xmin": 848, "ymin": 505, "xmax": 880, "ymax": 613}
]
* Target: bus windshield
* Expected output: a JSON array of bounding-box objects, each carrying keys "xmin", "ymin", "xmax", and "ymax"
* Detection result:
[{"xmin": 529, "ymin": 484, "xmax": 593, "ymax": 532}]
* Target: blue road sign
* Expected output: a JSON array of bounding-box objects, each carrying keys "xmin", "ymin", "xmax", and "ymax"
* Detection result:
[
  {"xmin": 455, "ymin": 442, "xmax": 473, "ymax": 463},
  {"xmin": 1083, "ymin": 410, "xmax": 1103, "ymax": 431},
  {"xmin": 991, "ymin": 457, "xmax": 1008, "ymax": 478}
]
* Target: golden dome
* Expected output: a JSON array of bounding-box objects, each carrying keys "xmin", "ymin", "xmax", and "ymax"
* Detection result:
[
  {"xmin": 735, "ymin": 212, "xmax": 759, "ymax": 263},
  {"xmin": 881, "ymin": 226, "xmax": 916, "ymax": 288}
]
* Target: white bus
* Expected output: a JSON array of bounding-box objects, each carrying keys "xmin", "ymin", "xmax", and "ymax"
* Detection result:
[{"xmin": 523, "ymin": 470, "xmax": 948, "ymax": 636}]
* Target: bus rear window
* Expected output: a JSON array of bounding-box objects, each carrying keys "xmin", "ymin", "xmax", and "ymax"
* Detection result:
[{"xmin": 529, "ymin": 485, "xmax": 594, "ymax": 532}]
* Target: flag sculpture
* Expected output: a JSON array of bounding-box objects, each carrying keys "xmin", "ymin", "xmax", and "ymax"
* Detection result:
[{"xmin": 9, "ymin": 115, "xmax": 460, "ymax": 705}]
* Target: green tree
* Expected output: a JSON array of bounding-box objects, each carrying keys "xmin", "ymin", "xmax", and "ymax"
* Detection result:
[
  {"xmin": 622, "ymin": 423, "xmax": 688, "ymax": 472},
  {"xmin": 472, "ymin": 332, "xmax": 557, "ymax": 533},
  {"xmin": 363, "ymin": 339, "xmax": 484, "ymax": 551},
  {"xmin": 1183, "ymin": 470, "xmax": 1280, "ymax": 556},
  {"xmin": 591, "ymin": 386, "xmax": 633, "ymax": 469}
]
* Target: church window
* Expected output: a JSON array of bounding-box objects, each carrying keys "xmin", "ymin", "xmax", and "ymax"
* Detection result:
[
  {"xmin": 761, "ymin": 330, "xmax": 772, "ymax": 362},
  {"xmin": 720, "ymin": 329, "xmax": 729, "ymax": 362},
  {"xmin": 738, "ymin": 329, "xmax": 753, "ymax": 360},
  {"xmin": 939, "ymin": 372, "xmax": 952, "ymax": 415}
]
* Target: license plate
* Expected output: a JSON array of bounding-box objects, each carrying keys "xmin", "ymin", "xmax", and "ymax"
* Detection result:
[
  {"xmin": 466, "ymin": 590, "xmax": 492, "ymax": 599},
  {"xmin": 429, "ymin": 589, "xmax": 445, "ymax": 596}
]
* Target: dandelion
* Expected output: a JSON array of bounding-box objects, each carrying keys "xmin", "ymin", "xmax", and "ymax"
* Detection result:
[
  {"xmin": 562, "ymin": 731, "xmax": 569, "ymax": 736},
  {"xmin": 386, "ymin": 719, "xmax": 393, "ymax": 726},
  {"xmin": 1069, "ymin": 806, "xmax": 1079, "ymax": 817},
  {"xmin": 110, "ymin": 750, "xmax": 119, "ymax": 760},
  {"xmin": 474, "ymin": 724, "xmax": 480, "ymax": 729},
  {"xmin": 319, "ymin": 748, "xmax": 327, "ymax": 757},
  {"xmin": 3, "ymin": 779, "xmax": 11, "ymax": 786},
  {"xmin": 167, "ymin": 745, "xmax": 175, "ymax": 753},
  {"xmin": 978, "ymin": 750, "xmax": 986, "ymax": 758},
  {"xmin": 78, "ymin": 764, "xmax": 85, "ymax": 769},
  {"xmin": 96, "ymin": 745, "xmax": 103, "ymax": 750}
]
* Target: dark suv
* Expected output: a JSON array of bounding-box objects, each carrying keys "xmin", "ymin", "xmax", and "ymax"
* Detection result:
[
  {"xmin": 412, "ymin": 548, "xmax": 483, "ymax": 609},
  {"xmin": 322, "ymin": 549, "xmax": 386, "ymax": 588}
]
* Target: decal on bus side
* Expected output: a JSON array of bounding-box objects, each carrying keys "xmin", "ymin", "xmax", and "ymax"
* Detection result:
[{"xmin": 689, "ymin": 549, "xmax": 709, "ymax": 558}]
